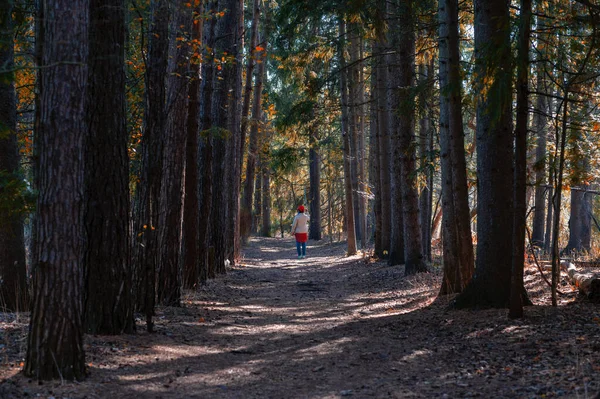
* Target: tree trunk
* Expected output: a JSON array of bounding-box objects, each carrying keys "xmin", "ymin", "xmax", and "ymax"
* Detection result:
[
  {"xmin": 210, "ymin": 0, "xmax": 242, "ymax": 274},
  {"xmin": 0, "ymin": 0, "xmax": 28, "ymax": 312},
  {"xmin": 418, "ymin": 59, "xmax": 432, "ymax": 262},
  {"xmin": 25, "ymin": 0, "xmax": 89, "ymax": 380},
  {"xmin": 157, "ymin": 0, "xmax": 193, "ymax": 307},
  {"xmin": 85, "ymin": 0, "xmax": 134, "ymax": 334},
  {"xmin": 198, "ymin": 0, "xmax": 218, "ymax": 282},
  {"xmin": 370, "ymin": 59, "xmax": 382, "ymax": 256},
  {"xmin": 133, "ymin": 0, "xmax": 170, "ymax": 331},
  {"xmin": 338, "ymin": 17, "xmax": 357, "ymax": 256},
  {"xmin": 261, "ymin": 127, "xmax": 272, "ymax": 237},
  {"xmin": 349, "ymin": 25, "xmax": 362, "ymax": 245},
  {"xmin": 241, "ymin": 8, "xmax": 267, "ymax": 243},
  {"xmin": 182, "ymin": 2, "xmax": 204, "ymax": 289},
  {"xmin": 239, "ymin": 0, "xmax": 260, "ymax": 166},
  {"xmin": 455, "ymin": 0, "xmax": 513, "ymax": 308},
  {"xmin": 509, "ymin": 0, "xmax": 532, "ymax": 319},
  {"xmin": 308, "ymin": 114, "xmax": 322, "ymax": 240},
  {"xmin": 531, "ymin": 66, "xmax": 548, "ymax": 247},
  {"xmin": 563, "ymin": 187, "xmax": 592, "ymax": 254}
]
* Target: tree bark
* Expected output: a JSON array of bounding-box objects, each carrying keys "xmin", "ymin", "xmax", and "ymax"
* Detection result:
[
  {"xmin": 0, "ymin": 0, "xmax": 28, "ymax": 312},
  {"xmin": 370, "ymin": 59, "xmax": 382, "ymax": 256},
  {"xmin": 531, "ymin": 66, "xmax": 548, "ymax": 247},
  {"xmin": 133, "ymin": 0, "xmax": 170, "ymax": 331},
  {"xmin": 349, "ymin": 25, "xmax": 362, "ymax": 245},
  {"xmin": 509, "ymin": 0, "xmax": 532, "ymax": 319},
  {"xmin": 455, "ymin": 0, "xmax": 513, "ymax": 308},
  {"xmin": 182, "ymin": 2, "xmax": 204, "ymax": 289},
  {"xmin": 418, "ymin": 59, "xmax": 432, "ymax": 262},
  {"xmin": 241, "ymin": 9, "xmax": 267, "ymax": 243},
  {"xmin": 338, "ymin": 17, "xmax": 357, "ymax": 256},
  {"xmin": 563, "ymin": 187, "xmax": 592, "ymax": 254},
  {"xmin": 157, "ymin": 0, "xmax": 193, "ymax": 307},
  {"xmin": 85, "ymin": 0, "xmax": 134, "ymax": 334},
  {"xmin": 25, "ymin": 0, "xmax": 88, "ymax": 380}
]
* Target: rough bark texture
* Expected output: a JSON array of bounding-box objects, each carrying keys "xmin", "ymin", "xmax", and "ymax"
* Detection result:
[
  {"xmin": 348, "ymin": 26, "xmax": 362, "ymax": 245},
  {"xmin": 308, "ymin": 124, "xmax": 322, "ymax": 240},
  {"xmin": 261, "ymin": 125, "xmax": 272, "ymax": 237},
  {"xmin": 339, "ymin": 18, "xmax": 357, "ymax": 256},
  {"xmin": 393, "ymin": 0, "xmax": 425, "ymax": 274},
  {"xmin": 563, "ymin": 188, "xmax": 592, "ymax": 254},
  {"xmin": 375, "ymin": 15, "xmax": 391, "ymax": 258},
  {"xmin": 24, "ymin": 0, "xmax": 89, "ymax": 380},
  {"xmin": 133, "ymin": 0, "xmax": 169, "ymax": 330},
  {"xmin": 509, "ymin": 0, "xmax": 532, "ymax": 319},
  {"xmin": 418, "ymin": 60, "xmax": 432, "ymax": 262},
  {"xmin": 182, "ymin": 2, "xmax": 204, "ymax": 289},
  {"xmin": 455, "ymin": 0, "xmax": 512, "ymax": 308},
  {"xmin": 241, "ymin": 11, "xmax": 267, "ymax": 243},
  {"xmin": 85, "ymin": 0, "xmax": 134, "ymax": 334},
  {"xmin": 531, "ymin": 67, "xmax": 548, "ymax": 247},
  {"xmin": 370, "ymin": 60, "xmax": 382, "ymax": 256},
  {"xmin": 157, "ymin": 0, "xmax": 192, "ymax": 307},
  {"xmin": 0, "ymin": 0, "xmax": 28, "ymax": 312},
  {"xmin": 210, "ymin": 0, "xmax": 242, "ymax": 273}
]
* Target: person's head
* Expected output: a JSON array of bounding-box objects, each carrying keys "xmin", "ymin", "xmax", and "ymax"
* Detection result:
[{"xmin": 297, "ymin": 205, "xmax": 305, "ymax": 213}]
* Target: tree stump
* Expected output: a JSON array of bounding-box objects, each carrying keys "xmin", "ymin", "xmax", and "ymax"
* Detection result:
[{"xmin": 561, "ymin": 261, "xmax": 600, "ymax": 302}]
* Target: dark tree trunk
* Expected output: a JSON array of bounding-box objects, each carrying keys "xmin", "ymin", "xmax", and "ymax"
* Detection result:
[
  {"xmin": 544, "ymin": 163, "xmax": 554, "ymax": 253},
  {"xmin": 370, "ymin": 59, "xmax": 382, "ymax": 256},
  {"xmin": 0, "ymin": 0, "xmax": 28, "ymax": 312},
  {"xmin": 531, "ymin": 68, "xmax": 548, "ymax": 247},
  {"xmin": 388, "ymin": 9, "xmax": 404, "ymax": 266},
  {"xmin": 182, "ymin": 2, "xmax": 204, "ymax": 289},
  {"xmin": 375, "ymin": 12, "xmax": 391, "ymax": 257},
  {"xmin": 253, "ymin": 157, "xmax": 262, "ymax": 234},
  {"xmin": 349, "ymin": 26, "xmax": 362, "ymax": 245},
  {"xmin": 157, "ymin": 0, "xmax": 193, "ymax": 307},
  {"xmin": 85, "ymin": 0, "xmax": 134, "ymax": 334},
  {"xmin": 133, "ymin": 0, "xmax": 170, "ymax": 331},
  {"xmin": 338, "ymin": 17, "xmax": 357, "ymax": 256},
  {"xmin": 210, "ymin": 0, "xmax": 242, "ymax": 273},
  {"xmin": 25, "ymin": 0, "xmax": 88, "ymax": 380},
  {"xmin": 509, "ymin": 0, "xmax": 532, "ymax": 319},
  {"xmin": 393, "ymin": 0, "xmax": 425, "ymax": 274},
  {"xmin": 455, "ymin": 0, "xmax": 513, "ymax": 308},
  {"xmin": 308, "ymin": 120, "xmax": 322, "ymax": 240},
  {"xmin": 438, "ymin": 0, "xmax": 474, "ymax": 295},
  {"xmin": 241, "ymin": 10, "xmax": 267, "ymax": 243},
  {"xmin": 239, "ymin": 0, "xmax": 260, "ymax": 164},
  {"xmin": 564, "ymin": 188, "xmax": 593, "ymax": 254},
  {"xmin": 261, "ymin": 156, "xmax": 272, "ymax": 237},
  {"xmin": 198, "ymin": 0, "xmax": 218, "ymax": 282},
  {"xmin": 418, "ymin": 59, "xmax": 432, "ymax": 262}
]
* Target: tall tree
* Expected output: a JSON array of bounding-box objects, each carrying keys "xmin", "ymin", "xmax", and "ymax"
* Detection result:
[
  {"xmin": 418, "ymin": 58, "xmax": 433, "ymax": 262},
  {"xmin": 239, "ymin": 0, "xmax": 261, "ymax": 241},
  {"xmin": 241, "ymin": 4, "xmax": 267, "ymax": 243},
  {"xmin": 509, "ymin": 0, "xmax": 532, "ymax": 319},
  {"xmin": 158, "ymin": 0, "xmax": 193, "ymax": 306},
  {"xmin": 182, "ymin": 1, "xmax": 204, "ymax": 289},
  {"xmin": 455, "ymin": 0, "xmax": 513, "ymax": 307},
  {"xmin": 25, "ymin": 0, "xmax": 89, "ymax": 380},
  {"xmin": 133, "ymin": 0, "xmax": 170, "ymax": 331},
  {"xmin": 308, "ymin": 114, "xmax": 322, "ymax": 240},
  {"xmin": 438, "ymin": 0, "xmax": 474, "ymax": 294},
  {"xmin": 392, "ymin": 0, "xmax": 425, "ymax": 274},
  {"xmin": 0, "ymin": 0, "xmax": 28, "ymax": 312},
  {"xmin": 339, "ymin": 17, "xmax": 357, "ymax": 255},
  {"xmin": 84, "ymin": 0, "xmax": 134, "ymax": 334},
  {"xmin": 210, "ymin": 0, "xmax": 242, "ymax": 273}
]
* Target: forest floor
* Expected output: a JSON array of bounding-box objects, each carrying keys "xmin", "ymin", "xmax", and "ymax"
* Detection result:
[{"xmin": 1, "ymin": 236, "xmax": 600, "ymax": 398}]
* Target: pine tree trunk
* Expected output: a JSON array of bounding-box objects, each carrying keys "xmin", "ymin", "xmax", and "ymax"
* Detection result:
[
  {"xmin": 509, "ymin": 0, "xmax": 532, "ymax": 319},
  {"xmin": 198, "ymin": 0, "xmax": 218, "ymax": 282},
  {"xmin": 261, "ymin": 129, "xmax": 272, "ymax": 237},
  {"xmin": 0, "ymin": 0, "xmax": 28, "ymax": 312},
  {"xmin": 210, "ymin": 0, "xmax": 242, "ymax": 274},
  {"xmin": 182, "ymin": 2, "xmax": 204, "ymax": 289},
  {"xmin": 133, "ymin": 0, "xmax": 170, "ymax": 330},
  {"xmin": 241, "ymin": 10, "xmax": 267, "ymax": 243},
  {"xmin": 85, "ymin": 0, "xmax": 134, "ymax": 334},
  {"xmin": 25, "ymin": 0, "xmax": 88, "ymax": 380},
  {"xmin": 418, "ymin": 60, "xmax": 432, "ymax": 261},
  {"xmin": 157, "ymin": 0, "xmax": 193, "ymax": 307},
  {"xmin": 349, "ymin": 26, "xmax": 362, "ymax": 245},
  {"xmin": 308, "ymin": 116, "xmax": 322, "ymax": 240},
  {"xmin": 564, "ymin": 188, "xmax": 593, "ymax": 254},
  {"xmin": 438, "ymin": 0, "xmax": 474, "ymax": 295},
  {"xmin": 338, "ymin": 17, "xmax": 357, "ymax": 256},
  {"xmin": 375, "ymin": 15, "xmax": 391, "ymax": 257},
  {"xmin": 370, "ymin": 60, "xmax": 382, "ymax": 256},
  {"xmin": 531, "ymin": 66, "xmax": 548, "ymax": 247},
  {"xmin": 455, "ymin": 0, "xmax": 513, "ymax": 308}
]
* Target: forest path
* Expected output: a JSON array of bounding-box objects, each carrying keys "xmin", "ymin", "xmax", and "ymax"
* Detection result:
[{"xmin": 2, "ymin": 237, "xmax": 600, "ymax": 398}]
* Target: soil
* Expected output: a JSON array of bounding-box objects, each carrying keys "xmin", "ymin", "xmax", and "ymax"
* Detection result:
[{"xmin": 1, "ymin": 236, "xmax": 600, "ymax": 398}]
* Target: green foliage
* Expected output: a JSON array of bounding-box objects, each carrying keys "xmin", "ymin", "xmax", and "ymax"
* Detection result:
[{"xmin": 0, "ymin": 170, "xmax": 35, "ymax": 216}]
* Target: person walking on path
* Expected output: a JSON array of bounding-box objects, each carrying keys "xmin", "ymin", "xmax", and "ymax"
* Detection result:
[{"xmin": 291, "ymin": 205, "xmax": 310, "ymax": 259}]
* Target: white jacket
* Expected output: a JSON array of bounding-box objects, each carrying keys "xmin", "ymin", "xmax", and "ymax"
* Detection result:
[{"xmin": 291, "ymin": 213, "xmax": 310, "ymax": 234}]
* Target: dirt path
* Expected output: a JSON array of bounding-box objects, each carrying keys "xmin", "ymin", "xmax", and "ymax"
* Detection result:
[{"xmin": 1, "ymin": 237, "xmax": 600, "ymax": 398}]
